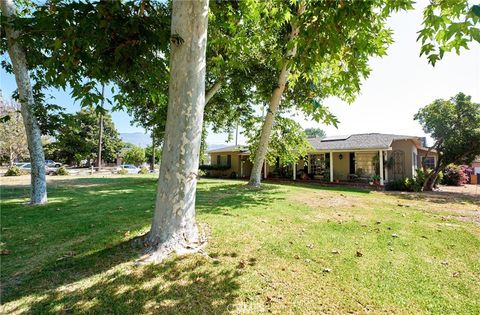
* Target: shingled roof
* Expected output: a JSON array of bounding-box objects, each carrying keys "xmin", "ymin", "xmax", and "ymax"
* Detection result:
[{"xmin": 307, "ymin": 133, "xmax": 420, "ymax": 151}]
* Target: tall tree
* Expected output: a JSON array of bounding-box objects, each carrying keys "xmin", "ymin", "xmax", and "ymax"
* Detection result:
[
  {"xmin": 141, "ymin": 0, "xmax": 209, "ymax": 263},
  {"xmin": 0, "ymin": 97, "xmax": 28, "ymax": 166},
  {"xmin": 414, "ymin": 93, "xmax": 480, "ymax": 191},
  {"xmin": 1, "ymin": 0, "xmax": 47, "ymax": 204},
  {"xmin": 248, "ymin": 0, "xmax": 480, "ymax": 187}
]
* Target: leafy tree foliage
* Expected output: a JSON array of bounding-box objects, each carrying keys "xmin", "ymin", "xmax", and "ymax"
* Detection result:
[
  {"xmin": 47, "ymin": 108, "xmax": 122, "ymax": 166},
  {"xmin": 123, "ymin": 145, "xmax": 146, "ymax": 166},
  {"xmin": 244, "ymin": 115, "xmax": 312, "ymax": 167},
  {"xmin": 415, "ymin": 92, "xmax": 480, "ymax": 190},
  {"xmin": 304, "ymin": 128, "xmax": 326, "ymax": 139},
  {"xmin": 145, "ymin": 145, "xmax": 161, "ymax": 165},
  {"xmin": 418, "ymin": 1, "xmax": 480, "ymax": 65},
  {"xmin": 0, "ymin": 97, "xmax": 28, "ymax": 165}
]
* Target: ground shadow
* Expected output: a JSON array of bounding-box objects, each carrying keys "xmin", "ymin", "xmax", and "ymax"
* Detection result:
[
  {"xmin": 264, "ymin": 179, "xmax": 372, "ymax": 194},
  {"xmin": 5, "ymin": 240, "xmax": 240, "ymax": 314},
  {"xmin": 386, "ymin": 190, "xmax": 480, "ymax": 205},
  {"xmin": 196, "ymin": 180, "xmax": 284, "ymax": 214}
]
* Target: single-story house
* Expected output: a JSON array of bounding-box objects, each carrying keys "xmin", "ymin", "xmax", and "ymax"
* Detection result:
[{"xmin": 206, "ymin": 133, "xmax": 438, "ymax": 185}]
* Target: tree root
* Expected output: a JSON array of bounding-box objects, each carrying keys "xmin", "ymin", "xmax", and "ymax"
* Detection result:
[{"xmin": 135, "ymin": 224, "xmax": 208, "ymax": 265}]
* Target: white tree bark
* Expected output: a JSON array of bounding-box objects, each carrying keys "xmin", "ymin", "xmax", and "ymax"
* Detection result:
[
  {"xmin": 1, "ymin": 0, "xmax": 47, "ymax": 204},
  {"xmin": 142, "ymin": 0, "xmax": 209, "ymax": 263},
  {"xmin": 248, "ymin": 3, "xmax": 305, "ymax": 187}
]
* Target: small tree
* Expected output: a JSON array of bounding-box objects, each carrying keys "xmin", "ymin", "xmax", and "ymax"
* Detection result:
[
  {"xmin": 415, "ymin": 93, "xmax": 480, "ymax": 191},
  {"xmin": 0, "ymin": 98, "xmax": 28, "ymax": 165},
  {"xmin": 304, "ymin": 128, "xmax": 326, "ymax": 139},
  {"xmin": 245, "ymin": 116, "xmax": 312, "ymax": 171},
  {"xmin": 123, "ymin": 145, "xmax": 146, "ymax": 166}
]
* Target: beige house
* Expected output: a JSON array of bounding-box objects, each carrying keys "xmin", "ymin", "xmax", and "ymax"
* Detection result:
[{"xmin": 207, "ymin": 133, "xmax": 438, "ymax": 184}]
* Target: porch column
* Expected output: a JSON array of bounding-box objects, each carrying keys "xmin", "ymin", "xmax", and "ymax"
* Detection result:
[
  {"xmin": 329, "ymin": 152, "xmax": 334, "ymax": 182},
  {"xmin": 379, "ymin": 150, "xmax": 384, "ymax": 185},
  {"xmin": 293, "ymin": 162, "xmax": 296, "ymax": 180},
  {"xmin": 307, "ymin": 154, "xmax": 311, "ymax": 173},
  {"xmin": 384, "ymin": 151, "xmax": 388, "ymax": 182},
  {"xmin": 240, "ymin": 159, "xmax": 244, "ymax": 178}
]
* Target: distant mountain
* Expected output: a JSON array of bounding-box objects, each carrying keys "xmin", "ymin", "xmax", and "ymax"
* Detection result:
[{"xmin": 120, "ymin": 132, "xmax": 151, "ymax": 148}]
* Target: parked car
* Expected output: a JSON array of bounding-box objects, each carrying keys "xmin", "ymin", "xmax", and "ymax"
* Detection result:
[
  {"xmin": 19, "ymin": 163, "xmax": 57, "ymax": 175},
  {"xmin": 45, "ymin": 160, "xmax": 62, "ymax": 167},
  {"xmin": 116, "ymin": 164, "xmax": 140, "ymax": 174}
]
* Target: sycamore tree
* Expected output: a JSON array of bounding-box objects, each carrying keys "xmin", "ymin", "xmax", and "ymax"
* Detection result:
[
  {"xmin": 1, "ymin": 0, "xmax": 47, "ymax": 204},
  {"xmin": 415, "ymin": 93, "xmax": 480, "ymax": 191},
  {"xmin": 246, "ymin": 0, "xmax": 480, "ymax": 187}
]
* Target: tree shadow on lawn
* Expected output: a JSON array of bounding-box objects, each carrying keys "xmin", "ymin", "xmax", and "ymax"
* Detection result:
[
  {"xmin": 387, "ymin": 190, "xmax": 480, "ymax": 205},
  {"xmin": 196, "ymin": 181, "xmax": 284, "ymax": 214},
  {"xmin": 2, "ymin": 178, "xmax": 278, "ymax": 313},
  {"xmin": 4, "ymin": 238, "xmax": 240, "ymax": 314},
  {"xmin": 264, "ymin": 180, "xmax": 372, "ymax": 194}
]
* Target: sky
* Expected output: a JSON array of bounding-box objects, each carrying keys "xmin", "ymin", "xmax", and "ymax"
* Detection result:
[{"xmin": 1, "ymin": 1, "xmax": 479, "ymax": 147}]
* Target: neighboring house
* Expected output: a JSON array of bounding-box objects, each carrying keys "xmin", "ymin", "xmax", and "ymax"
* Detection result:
[
  {"xmin": 207, "ymin": 133, "xmax": 438, "ymax": 184},
  {"xmin": 472, "ymin": 156, "xmax": 480, "ymax": 175}
]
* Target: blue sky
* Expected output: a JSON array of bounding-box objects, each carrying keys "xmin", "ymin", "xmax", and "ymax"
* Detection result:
[{"xmin": 1, "ymin": 1, "xmax": 479, "ymax": 146}]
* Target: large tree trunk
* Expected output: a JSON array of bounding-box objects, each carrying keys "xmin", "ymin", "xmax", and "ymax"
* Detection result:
[
  {"xmin": 1, "ymin": 0, "xmax": 47, "ymax": 204},
  {"xmin": 141, "ymin": 0, "xmax": 209, "ymax": 264},
  {"xmin": 248, "ymin": 3, "xmax": 305, "ymax": 187}
]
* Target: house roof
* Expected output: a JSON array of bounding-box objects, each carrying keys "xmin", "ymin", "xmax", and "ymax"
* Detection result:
[
  {"xmin": 207, "ymin": 145, "xmax": 249, "ymax": 154},
  {"xmin": 207, "ymin": 133, "xmax": 424, "ymax": 154},
  {"xmin": 308, "ymin": 133, "xmax": 421, "ymax": 151}
]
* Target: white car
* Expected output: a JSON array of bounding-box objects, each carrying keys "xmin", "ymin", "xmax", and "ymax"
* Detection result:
[
  {"xmin": 18, "ymin": 163, "xmax": 57, "ymax": 175},
  {"xmin": 117, "ymin": 164, "xmax": 140, "ymax": 174}
]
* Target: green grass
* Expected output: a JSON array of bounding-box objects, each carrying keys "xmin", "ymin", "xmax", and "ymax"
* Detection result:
[{"xmin": 1, "ymin": 176, "xmax": 479, "ymax": 314}]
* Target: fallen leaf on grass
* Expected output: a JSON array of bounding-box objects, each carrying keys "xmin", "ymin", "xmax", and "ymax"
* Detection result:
[
  {"xmin": 57, "ymin": 251, "xmax": 77, "ymax": 261},
  {"xmin": 356, "ymin": 251, "xmax": 363, "ymax": 257},
  {"xmin": 322, "ymin": 268, "xmax": 332, "ymax": 273},
  {"xmin": 237, "ymin": 259, "xmax": 246, "ymax": 269},
  {"xmin": 392, "ymin": 233, "xmax": 399, "ymax": 238},
  {"xmin": 331, "ymin": 249, "xmax": 340, "ymax": 254},
  {"xmin": 306, "ymin": 244, "xmax": 314, "ymax": 249},
  {"xmin": 441, "ymin": 260, "xmax": 448, "ymax": 266},
  {"xmin": 453, "ymin": 271, "xmax": 461, "ymax": 277}
]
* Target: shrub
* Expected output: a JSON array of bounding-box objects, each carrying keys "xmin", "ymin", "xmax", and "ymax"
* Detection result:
[
  {"xmin": 199, "ymin": 164, "xmax": 231, "ymax": 171},
  {"xmin": 385, "ymin": 177, "xmax": 421, "ymax": 192},
  {"xmin": 52, "ymin": 166, "xmax": 69, "ymax": 176},
  {"xmin": 138, "ymin": 166, "xmax": 149, "ymax": 174},
  {"xmin": 117, "ymin": 168, "xmax": 128, "ymax": 175},
  {"xmin": 197, "ymin": 169, "xmax": 206, "ymax": 177},
  {"xmin": 4, "ymin": 165, "xmax": 23, "ymax": 176},
  {"xmin": 442, "ymin": 164, "xmax": 469, "ymax": 186},
  {"xmin": 415, "ymin": 168, "xmax": 442, "ymax": 188}
]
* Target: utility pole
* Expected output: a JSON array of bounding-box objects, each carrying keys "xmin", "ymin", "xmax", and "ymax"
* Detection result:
[
  {"xmin": 97, "ymin": 84, "xmax": 105, "ymax": 171},
  {"xmin": 151, "ymin": 132, "xmax": 156, "ymax": 172}
]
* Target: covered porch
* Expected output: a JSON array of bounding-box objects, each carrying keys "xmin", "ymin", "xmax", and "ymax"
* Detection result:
[{"xmin": 291, "ymin": 150, "xmax": 388, "ymax": 185}]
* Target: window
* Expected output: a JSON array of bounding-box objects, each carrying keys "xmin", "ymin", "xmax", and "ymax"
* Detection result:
[
  {"xmin": 227, "ymin": 155, "xmax": 231, "ymax": 167},
  {"xmin": 422, "ymin": 156, "xmax": 435, "ymax": 169},
  {"xmin": 216, "ymin": 155, "xmax": 221, "ymax": 165}
]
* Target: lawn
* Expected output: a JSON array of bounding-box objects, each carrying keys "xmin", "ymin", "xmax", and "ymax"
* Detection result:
[{"xmin": 1, "ymin": 175, "xmax": 479, "ymax": 314}]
